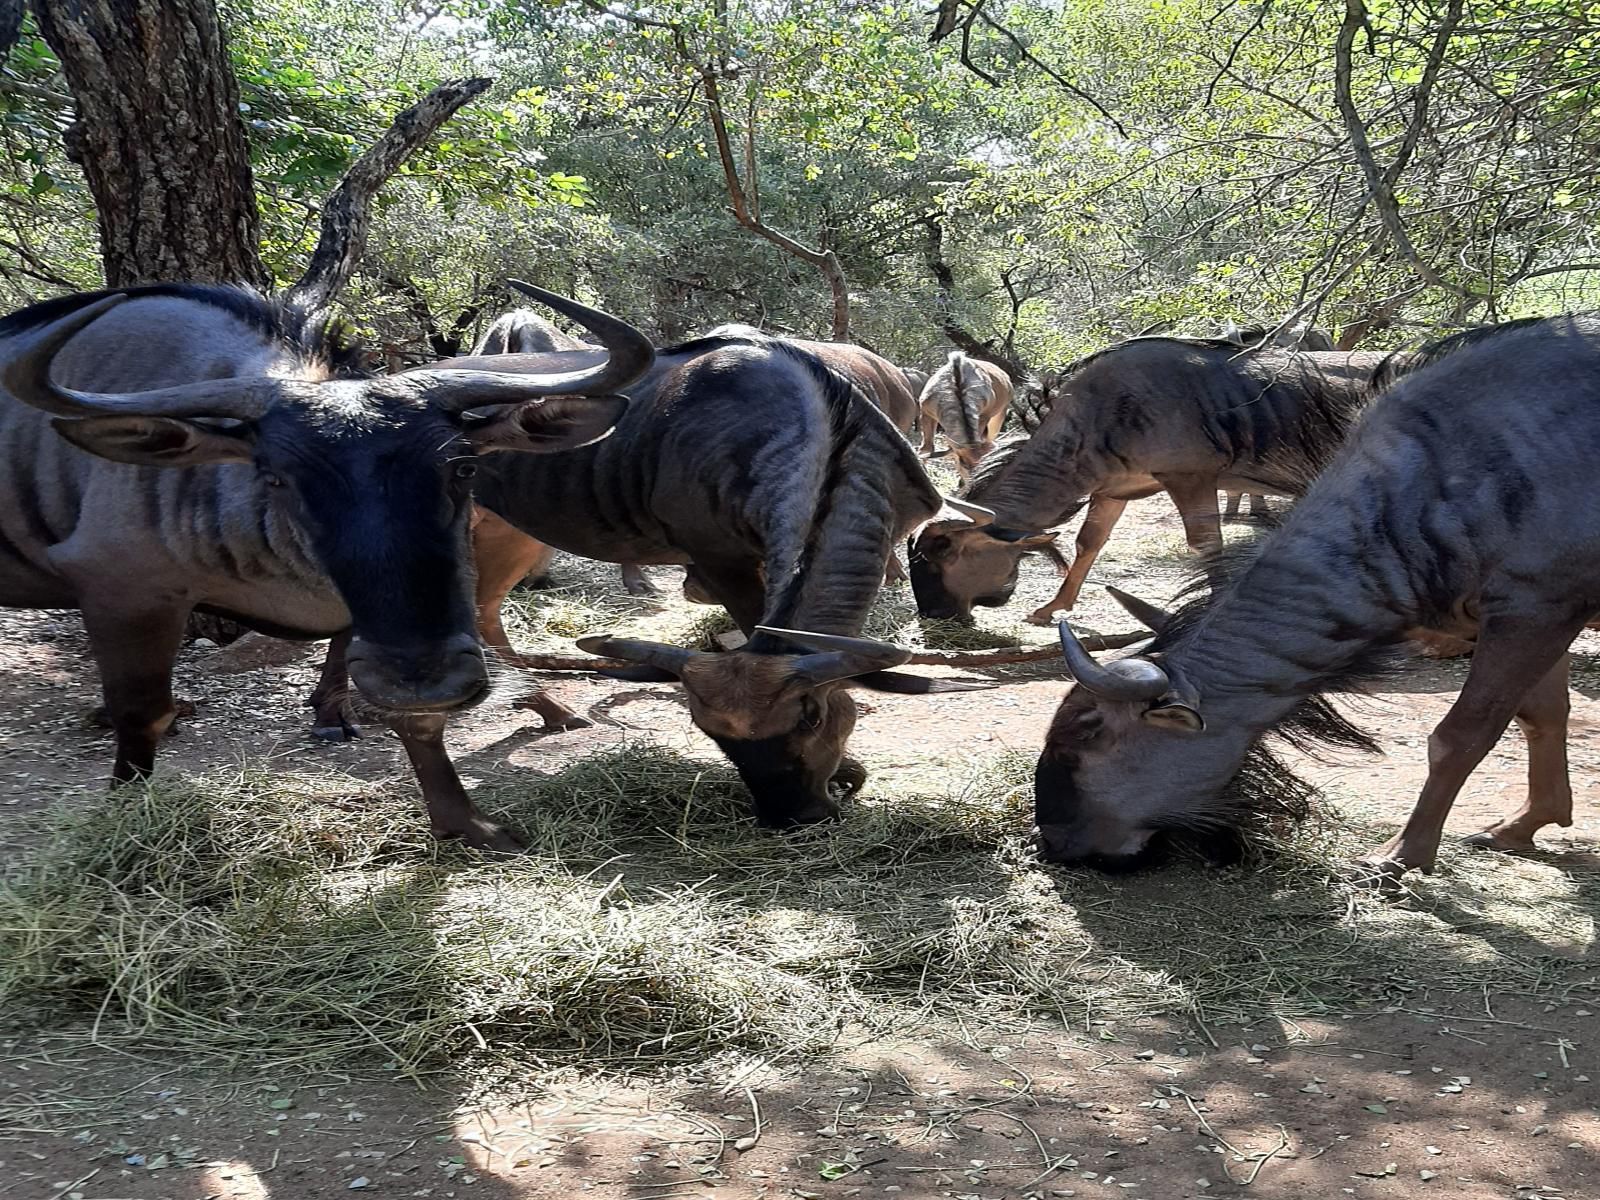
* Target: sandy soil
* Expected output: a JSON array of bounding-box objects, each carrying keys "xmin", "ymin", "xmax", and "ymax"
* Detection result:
[{"xmin": 1, "ymin": 495, "xmax": 1597, "ymax": 1200}]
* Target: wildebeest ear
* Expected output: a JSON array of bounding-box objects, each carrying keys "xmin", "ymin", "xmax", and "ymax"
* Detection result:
[
  {"xmin": 51, "ymin": 415, "xmax": 254, "ymax": 467},
  {"xmin": 1141, "ymin": 701, "xmax": 1205, "ymax": 733},
  {"xmin": 466, "ymin": 394, "xmax": 628, "ymax": 454}
]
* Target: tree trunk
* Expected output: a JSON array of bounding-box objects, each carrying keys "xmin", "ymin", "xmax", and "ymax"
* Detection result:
[
  {"xmin": 33, "ymin": 0, "xmax": 268, "ymax": 288},
  {"xmin": 0, "ymin": 0, "xmax": 24, "ymax": 59}
]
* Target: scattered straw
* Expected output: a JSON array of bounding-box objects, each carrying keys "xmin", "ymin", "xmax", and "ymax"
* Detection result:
[{"xmin": 1, "ymin": 748, "xmax": 1594, "ymax": 1076}]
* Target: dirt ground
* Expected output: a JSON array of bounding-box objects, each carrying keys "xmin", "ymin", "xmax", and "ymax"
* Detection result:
[{"xmin": 1, "ymin": 495, "xmax": 1596, "ymax": 1200}]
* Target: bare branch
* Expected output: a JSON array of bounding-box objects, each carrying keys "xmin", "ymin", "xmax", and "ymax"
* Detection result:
[
  {"xmin": 965, "ymin": 2, "xmax": 1128, "ymax": 137},
  {"xmin": 1332, "ymin": 0, "xmax": 1479, "ymax": 306},
  {"xmin": 701, "ymin": 65, "xmax": 849, "ymax": 338},
  {"xmin": 284, "ymin": 76, "xmax": 490, "ymax": 317}
]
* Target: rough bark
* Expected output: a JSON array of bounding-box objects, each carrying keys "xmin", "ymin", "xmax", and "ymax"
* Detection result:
[
  {"xmin": 285, "ymin": 76, "xmax": 490, "ymax": 317},
  {"xmin": 0, "ymin": 0, "xmax": 24, "ymax": 59},
  {"xmin": 33, "ymin": 0, "xmax": 268, "ymax": 288}
]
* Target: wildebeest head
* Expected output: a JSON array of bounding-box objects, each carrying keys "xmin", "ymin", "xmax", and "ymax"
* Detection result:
[
  {"xmin": 908, "ymin": 498, "xmax": 1058, "ymax": 621},
  {"xmin": 578, "ymin": 626, "xmax": 913, "ymax": 826},
  {"xmin": 1034, "ymin": 591, "xmax": 1306, "ymax": 870},
  {"xmin": 2, "ymin": 282, "xmax": 651, "ymax": 718}
]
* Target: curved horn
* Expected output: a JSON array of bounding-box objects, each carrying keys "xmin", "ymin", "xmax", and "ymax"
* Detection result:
[
  {"xmin": 755, "ymin": 625, "xmax": 911, "ymax": 684},
  {"xmin": 1057, "ymin": 622, "xmax": 1170, "ymax": 701},
  {"xmin": 943, "ymin": 496, "xmax": 995, "ymax": 524},
  {"xmin": 576, "ymin": 633, "xmax": 694, "ymax": 678},
  {"xmin": 1106, "ymin": 585, "xmax": 1175, "ymax": 633},
  {"xmin": 2, "ymin": 296, "xmax": 288, "ymax": 421},
  {"xmin": 420, "ymin": 283, "xmax": 654, "ymax": 412}
]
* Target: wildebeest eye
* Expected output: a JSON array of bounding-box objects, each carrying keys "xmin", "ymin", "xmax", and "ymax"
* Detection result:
[
  {"xmin": 453, "ymin": 461, "xmax": 479, "ymax": 480},
  {"xmin": 260, "ymin": 469, "xmax": 285, "ymax": 488},
  {"xmin": 798, "ymin": 695, "xmax": 823, "ymax": 731}
]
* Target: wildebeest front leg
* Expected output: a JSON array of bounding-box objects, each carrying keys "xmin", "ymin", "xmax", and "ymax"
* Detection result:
[
  {"xmin": 387, "ymin": 711, "xmax": 524, "ymax": 852},
  {"xmin": 1223, "ymin": 491, "xmax": 1242, "ymax": 520},
  {"xmin": 82, "ymin": 604, "xmax": 190, "ymax": 783},
  {"xmin": 1026, "ymin": 494, "xmax": 1127, "ymax": 625},
  {"xmin": 1362, "ymin": 618, "xmax": 1583, "ymax": 879},
  {"xmin": 1462, "ymin": 653, "xmax": 1574, "ymax": 854},
  {"xmin": 307, "ymin": 630, "xmax": 361, "ymax": 741},
  {"xmin": 1155, "ymin": 472, "xmax": 1224, "ymax": 555}
]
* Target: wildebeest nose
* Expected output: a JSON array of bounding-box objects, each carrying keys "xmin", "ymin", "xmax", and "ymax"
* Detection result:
[{"xmin": 346, "ymin": 633, "xmax": 489, "ymax": 712}]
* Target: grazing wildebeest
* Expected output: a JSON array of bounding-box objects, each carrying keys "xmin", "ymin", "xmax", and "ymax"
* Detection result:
[
  {"xmin": 443, "ymin": 333, "xmax": 955, "ymax": 826},
  {"xmin": 475, "ymin": 302, "xmax": 656, "ymax": 597},
  {"xmin": 907, "ymin": 335, "xmax": 1388, "ymax": 624},
  {"xmin": 474, "ymin": 307, "xmax": 594, "ymax": 354},
  {"xmin": 702, "ymin": 324, "xmax": 920, "ymax": 435},
  {"xmin": 1035, "ymin": 314, "xmax": 1600, "ymax": 881},
  {"xmin": 0, "ymin": 282, "xmax": 650, "ymax": 850},
  {"xmin": 915, "ymin": 350, "xmax": 1012, "ymax": 477},
  {"xmin": 1216, "ymin": 322, "xmax": 1336, "ymax": 521}
]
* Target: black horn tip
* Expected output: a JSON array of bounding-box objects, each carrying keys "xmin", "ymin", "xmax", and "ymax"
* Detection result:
[
  {"xmin": 1105, "ymin": 585, "xmax": 1175, "ymax": 633},
  {"xmin": 576, "ymin": 634, "xmax": 615, "ymax": 654}
]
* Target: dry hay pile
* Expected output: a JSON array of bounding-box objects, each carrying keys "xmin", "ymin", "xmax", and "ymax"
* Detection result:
[{"xmin": 2, "ymin": 748, "xmax": 1595, "ymax": 1076}]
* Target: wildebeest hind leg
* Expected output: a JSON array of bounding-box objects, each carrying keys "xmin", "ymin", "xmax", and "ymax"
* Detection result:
[
  {"xmin": 1361, "ymin": 618, "xmax": 1583, "ymax": 879},
  {"xmin": 619, "ymin": 563, "xmax": 659, "ymax": 596},
  {"xmin": 307, "ymin": 630, "xmax": 361, "ymax": 741},
  {"xmin": 1462, "ymin": 653, "xmax": 1574, "ymax": 854},
  {"xmin": 1156, "ymin": 473, "xmax": 1224, "ymax": 556},
  {"xmin": 1026, "ymin": 495, "xmax": 1126, "ymax": 625},
  {"xmin": 683, "ymin": 560, "xmax": 766, "ymax": 634},
  {"xmin": 388, "ymin": 711, "xmax": 524, "ymax": 852},
  {"xmin": 82, "ymin": 604, "xmax": 189, "ymax": 783},
  {"xmin": 472, "ymin": 509, "xmax": 587, "ymax": 730}
]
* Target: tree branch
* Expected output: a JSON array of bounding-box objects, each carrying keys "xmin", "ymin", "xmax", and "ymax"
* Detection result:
[
  {"xmin": 1332, "ymin": 0, "xmax": 1478, "ymax": 305},
  {"xmin": 285, "ymin": 76, "xmax": 490, "ymax": 316},
  {"xmin": 701, "ymin": 65, "xmax": 850, "ymax": 338},
  {"xmin": 964, "ymin": 2, "xmax": 1127, "ymax": 137},
  {"xmin": 921, "ymin": 214, "xmax": 1027, "ymax": 380}
]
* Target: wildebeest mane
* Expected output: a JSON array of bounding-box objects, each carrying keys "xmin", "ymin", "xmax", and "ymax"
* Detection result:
[
  {"xmin": 1366, "ymin": 315, "xmax": 1572, "ymax": 395},
  {"xmin": 0, "ymin": 283, "xmax": 369, "ymax": 378},
  {"xmin": 734, "ymin": 341, "xmax": 899, "ymax": 653},
  {"xmin": 963, "ymin": 432, "xmax": 1027, "ymax": 498}
]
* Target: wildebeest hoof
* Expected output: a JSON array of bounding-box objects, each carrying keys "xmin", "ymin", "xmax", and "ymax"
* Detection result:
[
  {"xmin": 622, "ymin": 576, "xmax": 661, "ymax": 597},
  {"xmin": 829, "ymin": 758, "xmax": 868, "ymax": 800},
  {"xmin": 435, "ymin": 818, "xmax": 527, "ymax": 855},
  {"xmin": 312, "ymin": 722, "xmax": 362, "ymax": 742},
  {"xmin": 1347, "ymin": 857, "xmax": 1411, "ymax": 893},
  {"xmin": 1461, "ymin": 828, "xmax": 1539, "ymax": 855},
  {"xmin": 544, "ymin": 713, "xmax": 592, "ymax": 732}
]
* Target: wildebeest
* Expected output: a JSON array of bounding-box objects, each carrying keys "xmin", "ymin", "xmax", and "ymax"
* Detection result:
[
  {"xmin": 915, "ymin": 350, "xmax": 1013, "ymax": 477},
  {"xmin": 474, "ymin": 303, "xmax": 656, "ymax": 598},
  {"xmin": 702, "ymin": 324, "xmax": 920, "ymax": 435},
  {"xmin": 0, "ymin": 282, "xmax": 650, "ymax": 850},
  {"xmin": 474, "ymin": 307, "xmax": 594, "ymax": 354},
  {"xmin": 1035, "ymin": 314, "xmax": 1600, "ymax": 880},
  {"xmin": 907, "ymin": 335, "xmax": 1388, "ymax": 623},
  {"xmin": 1216, "ymin": 322, "xmax": 1335, "ymax": 521},
  {"xmin": 443, "ymin": 333, "xmax": 954, "ymax": 826}
]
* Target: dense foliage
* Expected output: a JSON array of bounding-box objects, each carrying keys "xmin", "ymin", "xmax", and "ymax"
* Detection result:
[{"xmin": 3, "ymin": 0, "xmax": 1598, "ymax": 367}]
